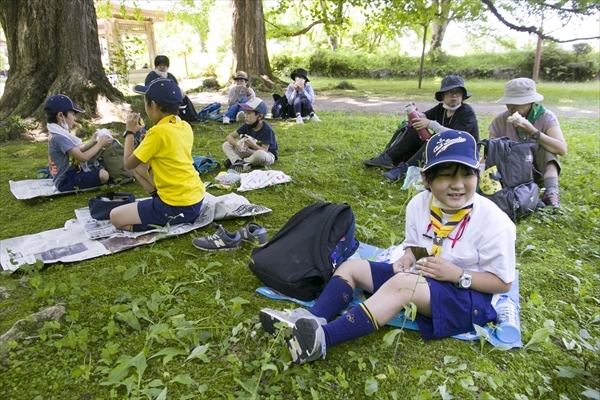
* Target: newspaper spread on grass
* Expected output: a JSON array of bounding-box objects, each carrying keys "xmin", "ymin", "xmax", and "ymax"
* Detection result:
[
  {"xmin": 0, "ymin": 193, "xmax": 271, "ymax": 272},
  {"xmin": 9, "ymin": 179, "xmax": 101, "ymax": 200}
]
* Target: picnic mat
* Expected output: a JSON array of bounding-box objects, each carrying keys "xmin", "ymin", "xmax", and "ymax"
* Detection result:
[
  {"xmin": 256, "ymin": 242, "xmax": 523, "ymax": 348},
  {"xmin": 0, "ymin": 193, "xmax": 271, "ymax": 272}
]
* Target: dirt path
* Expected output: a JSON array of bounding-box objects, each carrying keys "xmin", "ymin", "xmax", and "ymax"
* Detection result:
[{"xmin": 189, "ymin": 92, "xmax": 598, "ymax": 118}]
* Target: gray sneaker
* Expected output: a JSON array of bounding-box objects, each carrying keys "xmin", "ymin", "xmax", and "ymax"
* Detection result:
[
  {"xmin": 192, "ymin": 225, "xmax": 242, "ymax": 251},
  {"xmin": 239, "ymin": 222, "xmax": 268, "ymax": 247},
  {"xmin": 259, "ymin": 308, "xmax": 326, "ymax": 336},
  {"xmin": 232, "ymin": 160, "xmax": 251, "ymax": 173},
  {"xmin": 287, "ymin": 318, "xmax": 327, "ymax": 364},
  {"xmin": 236, "ymin": 110, "xmax": 246, "ymax": 123}
]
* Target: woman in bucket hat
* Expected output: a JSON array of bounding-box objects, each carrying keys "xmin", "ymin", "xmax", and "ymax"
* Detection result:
[
  {"xmin": 223, "ymin": 71, "xmax": 256, "ymax": 124},
  {"xmin": 259, "ymin": 130, "xmax": 516, "ymax": 364},
  {"xmin": 488, "ymin": 78, "xmax": 567, "ymax": 211},
  {"xmin": 285, "ymin": 68, "xmax": 322, "ymax": 124},
  {"xmin": 364, "ymin": 75, "xmax": 480, "ymax": 183}
]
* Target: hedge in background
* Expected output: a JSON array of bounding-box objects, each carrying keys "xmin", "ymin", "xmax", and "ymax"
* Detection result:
[{"xmin": 272, "ymin": 45, "xmax": 599, "ymax": 82}]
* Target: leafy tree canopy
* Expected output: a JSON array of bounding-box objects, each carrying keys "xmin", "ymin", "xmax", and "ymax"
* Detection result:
[{"xmin": 481, "ymin": 0, "xmax": 600, "ymax": 42}]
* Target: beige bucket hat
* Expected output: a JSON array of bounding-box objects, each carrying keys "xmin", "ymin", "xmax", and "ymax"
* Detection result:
[{"xmin": 497, "ymin": 78, "xmax": 544, "ymax": 104}]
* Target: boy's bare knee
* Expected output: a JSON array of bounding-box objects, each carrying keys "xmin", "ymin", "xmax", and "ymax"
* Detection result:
[{"xmin": 99, "ymin": 170, "xmax": 110, "ymax": 183}]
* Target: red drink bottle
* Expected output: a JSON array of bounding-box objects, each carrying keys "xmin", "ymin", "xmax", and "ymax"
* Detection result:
[{"xmin": 405, "ymin": 104, "xmax": 431, "ymax": 141}]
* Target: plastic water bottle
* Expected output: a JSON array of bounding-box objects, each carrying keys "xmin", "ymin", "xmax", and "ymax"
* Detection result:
[
  {"xmin": 494, "ymin": 295, "xmax": 521, "ymax": 343},
  {"xmin": 405, "ymin": 104, "xmax": 431, "ymax": 141}
]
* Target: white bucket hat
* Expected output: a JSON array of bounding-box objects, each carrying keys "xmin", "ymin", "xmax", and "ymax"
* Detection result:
[{"xmin": 497, "ymin": 78, "xmax": 544, "ymax": 105}]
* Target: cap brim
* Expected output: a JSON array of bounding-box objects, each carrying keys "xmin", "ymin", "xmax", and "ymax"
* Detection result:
[
  {"xmin": 424, "ymin": 157, "xmax": 480, "ymax": 171},
  {"xmin": 239, "ymin": 103, "xmax": 254, "ymax": 111},
  {"xmin": 133, "ymin": 84, "xmax": 149, "ymax": 94},
  {"xmin": 73, "ymin": 106, "xmax": 85, "ymax": 113}
]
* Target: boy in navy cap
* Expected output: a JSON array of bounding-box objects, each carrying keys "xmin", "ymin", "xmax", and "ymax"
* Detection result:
[
  {"xmin": 221, "ymin": 97, "xmax": 278, "ymax": 172},
  {"xmin": 45, "ymin": 94, "xmax": 113, "ymax": 192},
  {"xmin": 260, "ymin": 130, "xmax": 516, "ymax": 364},
  {"xmin": 109, "ymin": 78, "xmax": 204, "ymax": 231}
]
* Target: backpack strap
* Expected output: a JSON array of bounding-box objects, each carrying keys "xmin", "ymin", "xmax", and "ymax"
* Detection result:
[{"xmin": 313, "ymin": 203, "xmax": 352, "ymax": 279}]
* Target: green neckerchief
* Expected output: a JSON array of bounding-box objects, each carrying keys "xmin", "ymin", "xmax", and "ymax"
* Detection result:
[{"xmin": 516, "ymin": 103, "xmax": 546, "ymax": 142}]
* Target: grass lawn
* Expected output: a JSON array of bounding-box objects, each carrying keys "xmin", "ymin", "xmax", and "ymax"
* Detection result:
[{"xmin": 0, "ymin": 94, "xmax": 598, "ymax": 399}]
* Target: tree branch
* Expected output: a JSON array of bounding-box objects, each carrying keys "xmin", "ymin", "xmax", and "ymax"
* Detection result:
[
  {"xmin": 265, "ymin": 19, "xmax": 325, "ymax": 38},
  {"xmin": 480, "ymin": 0, "xmax": 600, "ymax": 42}
]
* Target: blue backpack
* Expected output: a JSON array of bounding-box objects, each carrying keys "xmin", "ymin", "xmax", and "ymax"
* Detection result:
[
  {"xmin": 192, "ymin": 155, "xmax": 220, "ymax": 176},
  {"xmin": 198, "ymin": 102, "xmax": 222, "ymax": 121},
  {"xmin": 249, "ymin": 203, "xmax": 359, "ymax": 301}
]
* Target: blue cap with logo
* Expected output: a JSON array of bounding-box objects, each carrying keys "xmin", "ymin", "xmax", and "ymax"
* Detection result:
[
  {"xmin": 44, "ymin": 94, "xmax": 85, "ymax": 115},
  {"xmin": 133, "ymin": 78, "xmax": 183, "ymax": 109},
  {"xmin": 240, "ymin": 97, "xmax": 268, "ymax": 116},
  {"xmin": 423, "ymin": 130, "xmax": 479, "ymax": 171}
]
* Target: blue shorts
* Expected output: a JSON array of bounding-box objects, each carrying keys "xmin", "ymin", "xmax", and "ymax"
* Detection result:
[
  {"xmin": 369, "ymin": 261, "xmax": 496, "ymax": 340},
  {"xmin": 56, "ymin": 168, "xmax": 102, "ymax": 192},
  {"xmin": 137, "ymin": 196, "xmax": 203, "ymax": 230}
]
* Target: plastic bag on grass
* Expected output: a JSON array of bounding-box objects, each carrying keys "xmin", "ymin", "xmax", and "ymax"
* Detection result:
[
  {"xmin": 401, "ymin": 166, "xmax": 425, "ymax": 191},
  {"xmin": 215, "ymin": 170, "xmax": 241, "ymax": 185}
]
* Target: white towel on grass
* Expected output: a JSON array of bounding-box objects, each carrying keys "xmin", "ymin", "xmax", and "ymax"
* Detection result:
[{"xmin": 237, "ymin": 170, "xmax": 291, "ymax": 192}]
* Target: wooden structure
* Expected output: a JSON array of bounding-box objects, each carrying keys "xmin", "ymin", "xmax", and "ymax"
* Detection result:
[{"xmin": 96, "ymin": 2, "xmax": 166, "ymax": 75}]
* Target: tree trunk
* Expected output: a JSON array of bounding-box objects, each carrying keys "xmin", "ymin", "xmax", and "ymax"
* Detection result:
[
  {"xmin": 328, "ymin": 35, "xmax": 339, "ymax": 52},
  {"xmin": 0, "ymin": 0, "xmax": 124, "ymax": 124},
  {"xmin": 428, "ymin": 0, "xmax": 451, "ymax": 59},
  {"xmin": 429, "ymin": 19, "xmax": 449, "ymax": 57},
  {"xmin": 230, "ymin": 0, "xmax": 278, "ymax": 89},
  {"xmin": 418, "ymin": 24, "xmax": 428, "ymax": 89}
]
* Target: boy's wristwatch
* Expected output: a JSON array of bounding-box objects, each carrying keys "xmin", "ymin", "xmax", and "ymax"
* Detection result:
[
  {"xmin": 457, "ymin": 269, "xmax": 472, "ymax": 289},
  {"xmin": 123, "ymin": 130, "xmax": 135, "ymax": 138},
  {"xmin": 532, "ymin": 131, "xmax": 542, "ymax": 140}
]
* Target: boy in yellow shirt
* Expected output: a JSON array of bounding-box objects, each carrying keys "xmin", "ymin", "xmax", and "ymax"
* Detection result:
[{"xmin": 110, "ymin": 78, "xmax": 204, "ymax": 231}]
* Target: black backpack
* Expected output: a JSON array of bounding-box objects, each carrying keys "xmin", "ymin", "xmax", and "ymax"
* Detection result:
[
  {"xmin": 249, "ymin": 203, "xmax": 360, "ymax": 301},
  {"xmin": 271, "ymin": 94, "xmax": 291, "ymax": 119},
  {"xmin": 478, "ymin": 137, "xmax": 540, "ymax": 221},
  {"xmin": 178, "ymin": 96, "xmax": 201, "ymax": 122}
]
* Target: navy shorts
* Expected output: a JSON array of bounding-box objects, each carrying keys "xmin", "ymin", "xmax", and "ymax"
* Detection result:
[
  {"xmin": 57, "ymin": 168, "xmax": 102, "ymax": 192},
  {"xmin": 369, "ymin": 261, "xmax": 496, "ymax": 340},
  {"xmin": 137, "ymin": 196, "xmax": 203, "ymax": 230}
]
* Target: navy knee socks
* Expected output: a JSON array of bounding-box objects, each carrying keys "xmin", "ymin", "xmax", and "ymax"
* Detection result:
[
  {"xmin": 308, "ymin": 275, "xmax": 354, "ymax": 321},
  {"xmin": 323, "ymin": 303, "xmax": 379, "ymax": 347}
]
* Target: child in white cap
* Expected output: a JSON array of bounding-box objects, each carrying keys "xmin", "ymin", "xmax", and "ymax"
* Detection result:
[{"xmin": 221, "ymin": 98, "xmax": 278, "ymax": 172}]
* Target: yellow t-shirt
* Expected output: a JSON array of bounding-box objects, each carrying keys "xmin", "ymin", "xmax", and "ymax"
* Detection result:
[{"xmin": 134, "ymin": 115, "xmax": 204, "ymax": 206}]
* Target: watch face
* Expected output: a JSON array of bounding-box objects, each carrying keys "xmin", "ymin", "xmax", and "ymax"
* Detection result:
[{"xmin": 460, "ymin": 271, "xmax": 472, "ymax": 288}]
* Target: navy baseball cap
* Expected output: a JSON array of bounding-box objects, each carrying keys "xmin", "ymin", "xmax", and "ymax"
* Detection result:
[
  {"xmin": 423, "ymin": 130, "xmax": 479, "ymax": 171},
  {"xmin": 133, "ymin": 78, "xmax": 182, "ymax": 108},
  {"xmin": 44, "ymin": 94, "xmax": 85, "ymax": 115},
  {"xmin": 240, "ymin": 97, "xmax": 268, "ymax": 116}
]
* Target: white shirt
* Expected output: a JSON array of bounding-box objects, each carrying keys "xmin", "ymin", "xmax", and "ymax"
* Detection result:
[{"xmin": 402, "ymin": 191, "xmax": 516, "ymax": 284}]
